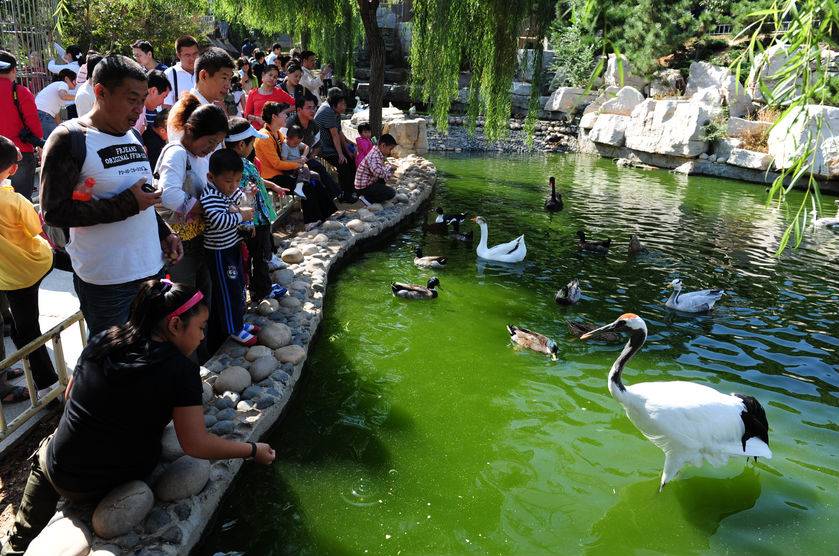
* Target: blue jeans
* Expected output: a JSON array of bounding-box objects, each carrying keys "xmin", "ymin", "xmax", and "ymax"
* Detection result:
[
  {"xmin": 37, "ymin": 111, "xmax": 58, "ymax": 141},
  {"xmin": 73, "ymin": 271, "xmax": 163, "ymax": 337}
]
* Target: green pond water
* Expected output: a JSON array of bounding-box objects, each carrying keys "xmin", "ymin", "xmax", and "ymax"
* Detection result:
[{"xmin": 198, "ymin": 154, "xmax": 839, "ymax": 556}]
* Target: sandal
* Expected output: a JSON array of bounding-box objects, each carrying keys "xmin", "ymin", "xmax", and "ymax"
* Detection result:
[
  {"xmin": 2, "ymin": 385, "xmax": 29, "ymax": 403},
  {"xmin": 3, "ymin": 367, "xmax": 24, "ymax": 380}
]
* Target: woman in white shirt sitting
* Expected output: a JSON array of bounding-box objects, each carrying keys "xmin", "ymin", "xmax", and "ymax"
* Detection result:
[{"xmin": 34, "ymin": 69, "xmax": 76, "ymax": 139}]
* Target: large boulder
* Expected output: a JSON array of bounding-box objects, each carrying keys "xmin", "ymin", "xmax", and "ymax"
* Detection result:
[
  {"xmin": 544, "ymin": 87, "xmax": 596, "ymax": 113},
  {"xmin": 624, "ymin": 99, "xmax": 711, "ymax": 157},
  {"xmin": 727, "ymin": 148, "xmax": 773, "ymax": 171},
  {"xmin": 685, "ymin": 61, "xmax": 752, "ymax": 117},
  {"xmin": 589, "ymin": 114, "xmax": 631, "ymax": 147},
  {"xmin": 604, "ymin": 54, "xmax": 647, "ymax": 90},
  {"xmin": 746, "ymin": 42, "xmax": 799, "ymax": 103},
  {"xmin": 599, "ymin": 86, "xmax": 644, "ymax": 116},
  {"xmin": 350, "ymin": 104, "xmax": 405, "ymax": 127},
  {"xmin": 154, "ymin": 456, "xmax": 210, "ymax": 502},
  {"xmin": 768, "ymin": 105, "xmax": 839, "ymax": 178},
  {"xmin": 92, "ymin": 481, "xmax": 154, "ymax": 539},
  {"xmin": 579, "ymin": 112, "xmax": 599, "ymax": 130},
  {"xmin": 727, "ymin": 117, "xmax": 772, "ymax": 139},
  {"xmin": 649, "ymin": 69, "xmax": 685, "ymax": 98},
  {"xmin": 383, "ymin": 118, "xmax": 428, "ymax": 156}
]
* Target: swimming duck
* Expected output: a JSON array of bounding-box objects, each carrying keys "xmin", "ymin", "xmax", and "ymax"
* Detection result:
[
  {"xmin": 665, "ymin": 278, "xmax": 724, "ymax": 312},
  {"xmin": 567, "ymin": 319, "xmax": 621, "ymax": 342},
  {"xmin": 391, "ymin": 277, "xmax": 440, "ymax": 300},
  {"xmin": 544, "ymin": 176, "xmax": 563, "ymax": 212},
  {"xmin": 473, "ymin": 216, "xmax": 527, "ymax": 263},
  {"xmin": 422, "ymin": 217, "xmax": 449, "ymax": 235},
  {"xmin": 450, "ymin": 220, "xmax": 474, "ymax": 243},
  {"xmin": 435, "ymin": 206, "xmax": 467, "ymax": 225},
  {"xmin": 580, "ymin": 314, "xmax": 771, "ymax": 491},
  {"xmin": 413, "ymin": 247, "xmax": 447, "ymax": 269},
  {"xmin": 628, "ymin": 234, "xmax": 647, "ymax": 255},
  {"xmin": 577, "ymin": 230, "xmax": 611, "ymax": 253},
  {"xmin": 507, "ymin": 325, "xmax": 558, "ymax": 360},
  {"xmin": 555, "ymin": 279, "xmax": 582, "ymax": 305}
]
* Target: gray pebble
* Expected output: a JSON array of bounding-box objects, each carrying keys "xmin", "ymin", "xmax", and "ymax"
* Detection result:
[
  {"xmin": 214, "ymin": 397, "xmax": 235, "ymax": 410},
  {"xmin": 144, "ymin": 508, "xmax": 171, "ymax": 533},
  {"xmin": 271, "ymin": 370, "xmax": 290, "ymax": 384},
  {"xmin": 160, "ymin": 525, "xmax": 183, "ymax": 544},
  {"xmin": 241, "ymin": 385, "xmax": 262, "ymax": 400},
  {"xmin": 256, "ymin": 397, "xmax": 275, "ymax": 409},
  {"xmin": 114, "ymin": 533, "xmax": 140, "ymax": 548},
  {"xmin": 204, "ymin": 414, "xmax": 217, "ymax": 428},
  {"xmin": 210, "ymin": 420, "xmax": 235, "ymax": 435},
  {"xmin": 216, "ymin": 408, "xmax": 237, "ymax": 421},
  {"xmin": 173, "ymin": 503, "xmax": 191, "ymax": 521}
]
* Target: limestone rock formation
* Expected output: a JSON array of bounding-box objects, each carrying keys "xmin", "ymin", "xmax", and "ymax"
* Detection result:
[
  {"xmin": 624, "ymin": 99, "xmax": 712, "ymax": 157},
  {"xmin": 768, "ymin": 105, "xmax": 839, "ymax": 178},
  {"xmin": 685, "ymin": 61, "xmax": 752, "ymax": 117}
]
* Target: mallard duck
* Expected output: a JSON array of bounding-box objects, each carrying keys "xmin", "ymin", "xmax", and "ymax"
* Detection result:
[
  {"xmin": 567, "ymin": 319, "xmax": 621, "ymax": 342},
  {"xmin": 422, "ymin": 218, "xmax": 449, "ymax": 235},
  {"xmin": 577, "ymin": 230, "xmax": 611, "ymax": 253},
  {"xmin": 580, "ymin": 314, "xmax": 771, "ymax": 491},
  {"xmin": 544, "ymin": 176, "xmax": 563, "ymax": 212},
  {"xmin": 555, "ymin": 279, "xmax": 581, "ymax": 305},
  {"xmin": 391, "ymin": 277, "xmax": 440, "ymax": 300},
  {"xmin": 473, "ymin": 216, "xmax": 526, "ymax": 263},
  {"xmin": 435, "ymin": 206, "xmax": 467, "ymax": 225},
  {"xmin": 665, "ymin": 278, "xmax": 724, "ymax": 312},
  {"xmin": 414, "ymin": 247, "xmax": 447, "ymax": 269},
  {"xmin": 507, "ymin": 325, "xmax": 558, "ymax": 360},
  {"xmin": 450, "ymin": 220, "xmax": 473, "ymax": 243},
  {"xmin": 628, "ymin": 234, "xmax": 647, "ymax": 255}
]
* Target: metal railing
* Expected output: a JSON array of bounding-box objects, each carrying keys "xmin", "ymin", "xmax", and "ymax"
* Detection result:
[{"xmin": 0, "ymin": 311, "xmax": 87, "ymax": 441}]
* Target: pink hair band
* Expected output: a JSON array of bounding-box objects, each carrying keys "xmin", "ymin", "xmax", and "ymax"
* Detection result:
[{"xmin": 168, "ymin": 291, "xmax": 204, "ymax": 319}]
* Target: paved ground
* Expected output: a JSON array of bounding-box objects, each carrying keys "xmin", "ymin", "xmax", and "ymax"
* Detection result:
[{"xmin": 1, "ymin": 269, "xmax": 83, "ymax": 455}]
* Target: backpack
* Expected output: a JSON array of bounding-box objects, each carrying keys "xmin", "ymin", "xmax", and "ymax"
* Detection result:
[{"xmin": 40, "ymin": 120, "xmax": 144, "ymax": 272}]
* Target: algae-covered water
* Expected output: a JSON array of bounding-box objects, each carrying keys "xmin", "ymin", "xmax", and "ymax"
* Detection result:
[{"xmin": 199, "ymin": 154, "xmax": 839, "ymax": 556}]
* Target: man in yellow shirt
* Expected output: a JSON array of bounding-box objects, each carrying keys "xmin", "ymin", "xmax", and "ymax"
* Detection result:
[{"xmin": 0, "ymin": 137, "xmax": 57, "ymax": 402}]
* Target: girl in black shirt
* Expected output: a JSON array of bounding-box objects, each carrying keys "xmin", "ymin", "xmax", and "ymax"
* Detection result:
[{"xmin": 2, "ymin": 280, "xmax": 276, "ymax": 554}]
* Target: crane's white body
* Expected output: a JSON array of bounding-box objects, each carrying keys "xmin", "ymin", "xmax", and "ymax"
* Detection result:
[
  {"xmin": 584, "ymin": 315, "xmax": 771, "ymax": 490},
  {"xmin": 475, "ymin": 219, "xmax": 526, "ymax": 263},
  {"xmin": 666, "ymin": 279, "xmax": 723, "ymax": 312}
]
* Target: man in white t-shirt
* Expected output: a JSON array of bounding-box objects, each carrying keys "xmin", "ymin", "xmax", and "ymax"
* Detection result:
[
  {"xmin": 167, "ymin": 47, "xmax": 235, "ymax": 141},
  {"xmin": 73, "ymin": 53, "xmax": 102, "ymax": 117},
  {"xmin": 34, "ymin": 68, "xmax": 76, "ymax": 139},
  {"xmin": 163, "ymin": 35, "xmax": 200, "ymax": 107},
  {"xmin": 299, "ymin": 50, "xmax": 323, "ymax": 104},
  {"xmin": 265, "ymin": 43, "xmax": 282, "ymax": 68},
  {"xmin": 39, "ymin": 55, "xmax": 182, "ymax": 335}
]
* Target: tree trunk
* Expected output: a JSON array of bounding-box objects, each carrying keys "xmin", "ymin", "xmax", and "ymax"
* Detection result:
[{"xmin": 359, "ymin": 0, "xmax": 384, "ymax": 136}]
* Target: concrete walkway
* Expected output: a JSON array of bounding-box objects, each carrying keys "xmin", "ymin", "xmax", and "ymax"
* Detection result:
[{"xmin": 0, "ymin": 269, "xmax": 83, "ymax": 455}]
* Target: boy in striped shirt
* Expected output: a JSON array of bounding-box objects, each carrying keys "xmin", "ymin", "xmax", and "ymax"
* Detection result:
[{"xmin": 201, "ymin": 149, "xmax": 257, "ymax": 351}]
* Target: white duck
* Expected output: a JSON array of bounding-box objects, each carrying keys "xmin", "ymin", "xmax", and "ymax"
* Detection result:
[
  {"xmin": 472, "ymin": 216, "xmax": 526, "ymax": 263},
  {"xmin": 665, "ymin": 279, "xmax": 723, "ymax": 312},
  {"xmin": 581, "ymin": 313, "xmax": 771, "ymax": 491}
]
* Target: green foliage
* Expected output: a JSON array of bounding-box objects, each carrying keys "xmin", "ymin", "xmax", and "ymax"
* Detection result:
[
  {"xmin": 56, "ymin": 0, "xmax": 209, "ymax": 61},
  {"xmin": 410, "ymin": 0, "xmax": 555, "ymax": 141},
  {"xmin": 824, "ymin": 76, "xmax": 839, "ymax": 107},
  {"xmin": 620, "ymin": 0, "xmax": 702, "ymax": 75},
  {"xmin": 700, "ymin": 110, "xmax": 730, "ymax": 142},
  {"xmin": 548, "ymin": 23, "xmax": 597, "ymax": 88},
  {"xmin": 210, "ymin": 0, "xmax": 362, "ymax": 82}
]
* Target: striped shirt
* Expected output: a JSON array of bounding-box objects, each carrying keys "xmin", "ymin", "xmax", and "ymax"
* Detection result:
[{"xmin": 200, "ymin": 182, "xmax": 244, "ymax": 250}]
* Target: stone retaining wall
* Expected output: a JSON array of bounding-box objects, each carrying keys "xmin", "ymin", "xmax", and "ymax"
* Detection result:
[{"xmin": 27, "ymin": 156, "xmax": 437, "ymax": 556}]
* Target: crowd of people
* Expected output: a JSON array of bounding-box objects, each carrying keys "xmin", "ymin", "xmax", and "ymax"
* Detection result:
[{"xmin": 0, "ymin": 36, "xmax": 401, "ymax": 553}]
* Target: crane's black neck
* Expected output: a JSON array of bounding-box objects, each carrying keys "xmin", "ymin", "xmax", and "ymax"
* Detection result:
[{"xmin": 609, "ymin": 327, "xmax": 647, "ymax": 392}]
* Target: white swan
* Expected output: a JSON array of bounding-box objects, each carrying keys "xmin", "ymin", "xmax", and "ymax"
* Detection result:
[
  {"xmin": 472, "ymin": 216, "xmax": 526, "ymax": 263},
  {"xmin": 665, "ymin": 279, "xmax": 723, "ymax": 312},
  {"xmin": 581, "ymin": 313, "xmax": 771, "ymax": 491},
  {"xmin": 814, "ymin": 200, "xmax": 839, "ymax": 229}
]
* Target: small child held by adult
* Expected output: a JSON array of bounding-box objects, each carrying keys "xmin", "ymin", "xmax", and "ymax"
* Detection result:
[
  {"xmin": 280, "ymin": 125, "xmax": 319, "ymax": 198},
  {"xmin": 355, "ymin": 122, "xmax": 374, "ymax": 167},
  {"xmin": 200, "ymin": 149, "xmax": 257, "ymax": 351},
  {"xmin": 354, "ymin": 133, "xmax": 398, "ymax": 206},
  {"xmin": 224, "ymin": 117, "xmax": 290, "ymax": 303}
]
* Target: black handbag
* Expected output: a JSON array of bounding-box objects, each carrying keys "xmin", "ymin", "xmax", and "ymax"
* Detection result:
[{"xmin": 11, "ymin": 82, "xmax": 45, "ymax": 148}]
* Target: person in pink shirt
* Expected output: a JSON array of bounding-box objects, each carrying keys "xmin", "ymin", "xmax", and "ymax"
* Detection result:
[{"xmin": 355, "ymin": 122, "xmax": 374, "ymax": 167}]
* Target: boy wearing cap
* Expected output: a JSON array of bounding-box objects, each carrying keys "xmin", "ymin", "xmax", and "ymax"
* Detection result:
[{"xmin": 224, "ymin": 117, "xmax": 289, "ymax": 303}]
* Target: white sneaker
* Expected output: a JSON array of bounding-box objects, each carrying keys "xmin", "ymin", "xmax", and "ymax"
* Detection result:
[
  {"xmin": 268, "ymin": 254, "xmax": 283, "ymax": 270},
  {"xmin": 294, "ymin": 182, "xmax": 307, "ymax": 199},
  {"xmin": 359, "ymin": 195, "xmax": 372, "ymax": 207}
]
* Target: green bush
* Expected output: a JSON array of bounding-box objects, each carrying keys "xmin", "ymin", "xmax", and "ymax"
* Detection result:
[
  {"xmin": 548, "ymin": 23, "xmax": 597, "ymax": 89},
  {"xmin": 700, "ymin": 108, "xmax": 730, "ymax": 142}
]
